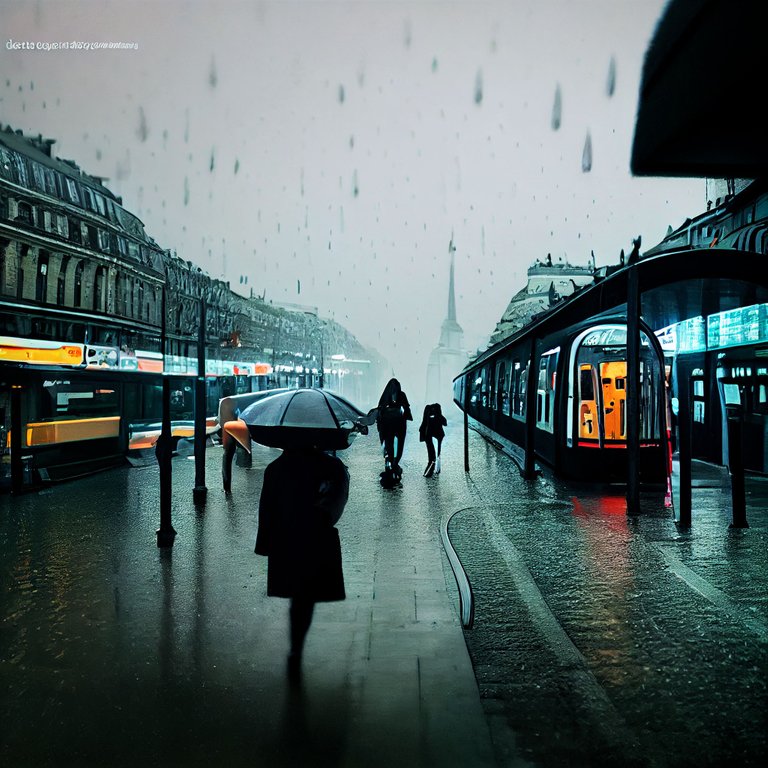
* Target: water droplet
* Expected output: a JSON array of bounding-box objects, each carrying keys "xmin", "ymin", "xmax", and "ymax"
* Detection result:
[
  {"xmin": 474, "ymin": 70, "xmax": 483, "ymax": 105},
  {"xmin": 209, "ymin": 56, "xmax": 218, "ymax": 88},
  {"xmin": 552, "ymin": 83, "xmax": 562, "ymax": 130},
  {"xmin": 431, "ymin": 57, "xmax": 438, "ymax": 73},
  {"xmin": 137, "ymin": 107, "xmax": 148, "ymax": 142},
  {"xmin": 234, "ymin": 158, "xmax": 240, "ymax": 174},
  {"xmin": 606, "ymin": 56, "xmax": 616, "ymax": 97},
  {"xmin": 209, "ymin": 148, "xmax": 215, "ymax": 172},
  {"xmin": 338, "ymin": 84, "xmax": 345, "ymax": 104},
  {"xmin": 582, "ymin": 131, "xmax": 592, "ymax": 172}
]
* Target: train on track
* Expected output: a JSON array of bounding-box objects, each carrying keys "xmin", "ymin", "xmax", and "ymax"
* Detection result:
[
  {"xmin": 454, "ymin": 237, "xmax": 768, "ymax": 485},
  {"xmin": 454, "ymin": 311, "xmax": 668, "ymax": 484}
]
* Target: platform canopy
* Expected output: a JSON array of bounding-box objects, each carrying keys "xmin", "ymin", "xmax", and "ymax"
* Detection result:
[{"xmin": 631, "ymin": 0, "xmax": 765, "ymax": 179}]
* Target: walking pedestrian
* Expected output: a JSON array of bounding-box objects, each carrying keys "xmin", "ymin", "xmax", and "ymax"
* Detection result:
[
  {"xmin": 419, "ymin": 403, "xmax": 447, "ymax": 477},
  {"xmin": 375, "ymin": 378, "xmax": 412, "ymax": 486},
  {"xmin": 254, "ymin": 445, "xmax": 350, "ymax": 685}
]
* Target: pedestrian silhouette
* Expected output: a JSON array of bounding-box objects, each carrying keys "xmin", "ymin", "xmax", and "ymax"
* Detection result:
[
  {"xmin": 419, "ymin": 403, "xmax": 447, "ymax": 477},
  {"xmin": 375, "ymin": 378, "xmax": 412, "ymax": 487},
  {"xmin": 255, "ymin": 445, "xmax": 349, "ymax": 685}
]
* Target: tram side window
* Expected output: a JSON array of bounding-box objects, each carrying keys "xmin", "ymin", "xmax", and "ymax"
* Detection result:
[
  {"xmin": 758, "ymin": 384, "xmax": 768, "ymax": 415},
  {"xmin": 470, "ymin": 367, "xmax": 487, "ymax": 407},
  {"xmin": 510, "ymin": 360, "xmax": 528, "ymax": 418},
  {"xmin": 537, "ymin": 360, "xmax": 547, "ymax": 421},
  {"xmin": 692, "ymin": 378, "xmax": 706, "ymax": 423},
  {"xmin": 495, "ymin": 361, "xmax": 507, "ymax": 413},
  {"xmin": 499, "ymin": 365, "xmax": 510, "ymax": 416},
  {"xmin": 536, "ymin": 355, "xmax": 557, "ymax": 431},
  {"xmin": 40, "ymin": 382, "xmax": 119, "ymax": 420}
]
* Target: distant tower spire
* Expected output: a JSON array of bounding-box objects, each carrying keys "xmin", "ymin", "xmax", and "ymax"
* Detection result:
[
  {"xmin": 447, "ymin": 237, "xmax": 457, "ymax": 322},
  {"xmin": 426, "ymin": 236, "xmax": 467, "ymax": 402}
]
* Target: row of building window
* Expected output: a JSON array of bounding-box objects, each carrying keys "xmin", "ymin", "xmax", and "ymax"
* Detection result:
[
  {"xmin": 2, "ymin": 193, "xmax": 152, "ymax": 266},
  {"xmin": 0, "ymin": 144, "xmax": 146, "ymax": 238},
  {"xmin": 0, "ymin": 241, "xmax": 158, "ymax": 322}
]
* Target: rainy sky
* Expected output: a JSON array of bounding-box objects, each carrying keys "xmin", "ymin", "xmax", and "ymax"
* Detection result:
[{"xmin": 1, "ymin": 0, "xmax": 704, "ymax": 398}]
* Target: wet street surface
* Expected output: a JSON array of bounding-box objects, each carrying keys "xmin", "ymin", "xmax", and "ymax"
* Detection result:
[
  {"xmin": 1, "ymin": 403, "xmax": 767, "ymax": 767},
  {"xmin": 447, "ymin": 430, "xmax": 768, "ymax": 767}
]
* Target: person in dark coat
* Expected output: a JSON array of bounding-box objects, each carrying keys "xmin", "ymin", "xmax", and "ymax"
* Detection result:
[
  {"xmin": 375, "ymin": 377, "xmax": 412, "ymax": 484},
  {"xmin": 255, "ymin": 445, "xmax": 349, "ymax": 683},
  {"xmin": 419, "ymin": 403, "xmax": 447, "ymax": 478}
]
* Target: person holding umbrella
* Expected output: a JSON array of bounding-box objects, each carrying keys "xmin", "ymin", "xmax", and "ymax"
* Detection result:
[
  {"xmin": 375, "ymin": 377, "xmax": 412, "ymax": 487},
  {"xmin": 255, "ymin": 444, "xmax": 349, "ymax": 684},
  {"xmin": 246, "ymin": 389, "xmax": 366, "ymax": 684}
]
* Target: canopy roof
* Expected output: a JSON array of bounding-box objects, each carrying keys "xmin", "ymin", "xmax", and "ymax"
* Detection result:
[{"xmin": 631, "ymin": 0, "xmax": 765, "ymax": 178}]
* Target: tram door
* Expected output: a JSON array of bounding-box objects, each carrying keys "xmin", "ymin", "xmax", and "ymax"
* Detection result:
[
  {"xmin": 578, "ymin": 364, "xmax": 598, "ymax": 439},
  {"xmin": 600, "ymin": 361, "xmax": 627, "ymax": 441}
]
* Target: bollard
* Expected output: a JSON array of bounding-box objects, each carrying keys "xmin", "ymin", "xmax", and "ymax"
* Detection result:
[
  {"xmin": 726, "ymin": 406, "xmax": 748, "ymax": 529},
  {"xmin": 677, "ymin": 375, "xmax": 692, "ymax": 527},
  {"xmin": 10, "ymin": 384, "xmax": 23, "ymax": 495}
]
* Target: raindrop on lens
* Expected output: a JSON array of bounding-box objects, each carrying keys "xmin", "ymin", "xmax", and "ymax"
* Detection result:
[
  {"xmin": 551, "ymin": 84, "xmax": 562, "ymax": 130},
  {"xmin": 606, "ymin": 56, "xmax": 616, "ymax": 97},
  {"xmin": 582, "ymin": 131, "xmax": 592, "ymax": 172}
]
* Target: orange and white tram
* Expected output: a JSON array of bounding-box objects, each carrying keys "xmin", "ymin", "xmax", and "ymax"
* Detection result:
[
  {"xmin": 0, "ymin": 331, "xmax": 279, "ymax": 488},
  {"xmin": 454, "ymin": 313, "xmax": 668, "ymax": 483}
]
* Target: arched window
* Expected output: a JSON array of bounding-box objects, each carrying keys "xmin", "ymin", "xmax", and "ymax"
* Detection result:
[
  {"xmin": 73, "ymin": 261, "xmax": 84, "ymax": 306},
  {"xmin": 18, "ymin": 244, "xmax": 29, "ymax": 299},
  {"xmin": 16, "ymin": 200, "xmax": 33, "ymax": 225},
  {"xmin": 136, "ymin": 280, "xmax": 144, "ymax": 319},
  {"xmin": 57, "ymin": 255, "xmax": 70, "ymax": 305},
  {"xmin": 93, "ymin": 266, "xmax": 106, "ymax": 312},
  {"xmin": 125, "ymin": 277, "xmax": 133, "ymax": 318},
  {"xmin": 0, "ymin": 238, "xmax": 9, "ymax": 295},
  {"xmin": 114, "ymin": 272, "xmax": 122, "ymax": 315},
  {"xmin": 36, "ymin": 250, "xmax": 49, "ymax": 303}
]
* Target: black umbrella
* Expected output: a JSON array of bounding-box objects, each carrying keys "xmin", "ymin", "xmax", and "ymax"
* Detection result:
[{"xmin": 239, "ymin": 387, "xmax": 371, "ymax": 450}]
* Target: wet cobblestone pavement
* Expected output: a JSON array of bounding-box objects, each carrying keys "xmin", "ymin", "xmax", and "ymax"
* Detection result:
[{"xmin": 447, "ymin": 421, "xmax": 768, "ymax": 767}]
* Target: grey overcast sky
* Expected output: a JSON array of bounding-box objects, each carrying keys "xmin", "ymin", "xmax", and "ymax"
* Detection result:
[{"xmin": 1, "ymin": 0, "xmax": 704, "ymax": 398}]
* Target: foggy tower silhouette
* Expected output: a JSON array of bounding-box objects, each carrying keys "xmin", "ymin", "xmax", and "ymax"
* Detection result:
[{"xmin": 426, "ymin": 237, "xmax": 468, "ymax": 403}]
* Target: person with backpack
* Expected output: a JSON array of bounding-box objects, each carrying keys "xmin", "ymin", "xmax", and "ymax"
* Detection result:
[
  {"xmin": 375, "ymin": 378, "xmax": 412, "ymax": 487},
  {"xmin": 419, "ymin": 403, "xmax": 447, "ymax": 478}
]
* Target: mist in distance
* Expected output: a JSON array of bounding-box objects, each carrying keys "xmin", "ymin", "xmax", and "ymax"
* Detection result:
[{"xmin": 0, "ymin": 0, "xmax": 704, "ymax": 400}]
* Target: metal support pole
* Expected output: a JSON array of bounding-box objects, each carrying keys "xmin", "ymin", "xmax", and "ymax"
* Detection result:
[
  {"xmin": 10, "ymin": 384, "xmax": 23, "ymax": 495},
  {"xmin": 626, "ymin": 261, "xmax": 641, "ymax": 515},
  {"xmin": 156, "ymin": 286, "xmax": 176, "ymax": 547},
  {"xmin": 156, "ymin": 375, "xmax": 176, "ymax": 546},
  {"xmin": 463, "ymin": 408, "xmax": 469, "ymax": 473},
  {"xmin": 193, "ymin": 299, "xmax": 208, "ymax": 503},
  {"xmin": 524, "ymin": 338, "xmax": 538, "ymax": 480},
  {"xmin": 677, "ymin": 372, "xmax": 692, "ymax": 527},
  {"xmin": 727, "ymin": 406, "xmax": 748, "ymax": 528}
]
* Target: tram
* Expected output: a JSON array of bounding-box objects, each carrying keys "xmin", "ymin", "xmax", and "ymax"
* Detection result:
[
  {"xmin": 0, "ymin": 331, "xmax": 280, "ymax": 486},
  {"xmin": 454, "ymin": 313, "xmax": 668, "ymax": 483}
]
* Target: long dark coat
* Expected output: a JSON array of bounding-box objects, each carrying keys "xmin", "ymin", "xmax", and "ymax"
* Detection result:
[
  {"xmin": 375, "ymin": 378, "xmax": 412, "ymax": 458},
  {"xmin": 255, "ymin": 447, "xmax": 349, "ymax": 602}
]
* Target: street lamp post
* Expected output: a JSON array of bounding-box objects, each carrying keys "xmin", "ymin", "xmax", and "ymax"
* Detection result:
[
  {"xmin": 156, "ymin": 283, "xmax": 176, "ymax": 547},
  {"xmin": 193, "ymin": 297, "xmax": 208, "ymax": 503}
]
